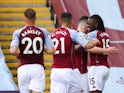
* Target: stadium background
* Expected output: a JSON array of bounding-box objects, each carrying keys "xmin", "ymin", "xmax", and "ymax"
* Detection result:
[{"xmin": 0, "ymin": 0, "xmax": 124, "ymax": 93}]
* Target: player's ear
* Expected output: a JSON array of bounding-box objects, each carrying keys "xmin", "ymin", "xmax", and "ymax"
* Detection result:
[
  {"xmin": 22, "ymin": 16, "xmax": 27, "ymax": 21},
  {"xmin": 60, "ymin": 20, "xmax": 62, "ymax": 26},
  {"xmin": 95, "ymin": 23, "xmax": 98, "ymax": 27},
  {"xmin": 34, "ymin": 16, "xmax": 36, "ymax": 20},
  {"xmin": 70, "ymin": 19, "xmax": 73, "ymax": 28},
  {"xmin": 94, "ymin": 23, "xmax": 98, "ymax": 29}
]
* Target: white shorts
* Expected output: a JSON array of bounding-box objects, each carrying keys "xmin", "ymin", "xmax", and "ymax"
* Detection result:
[
  {"xmin": 81, "ymin": 73, "xmax": 89, "ymax": 93},
  {"xmin": 50, "ymin": 68, "xmax": 84, "ymax": 93},
  {"xmin": 17, "ymin": 64, "xmax": 45, "ymax": 93},
  {"xmin": 88, "ymin": 66, "xmax": 109, "ymax": 91}
]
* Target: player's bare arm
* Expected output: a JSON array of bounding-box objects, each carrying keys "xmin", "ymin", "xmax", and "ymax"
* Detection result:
[
  {"xmin": 87, "ymin": 46, "xmax": 119, "ymax": 55},
  {"xmin": 74, "ymin": 44, "xmax": 83, "ymax": 52},
  {"xmin": 85, "ymin": 38, "xmax": 100, "ymax": 49},
  {"xmin": 44, "ymin": 46, "xmax": 55, "ymax": 54},
  {"xmin": 10, "ymin": 46, "xmax": 20, "ymax": 59},
  {"xmin": 10, "ymin": 46, "xmax": 19, "ymax": 56}
]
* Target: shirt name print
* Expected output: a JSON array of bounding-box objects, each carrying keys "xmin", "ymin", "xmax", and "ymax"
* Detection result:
[
  {"xmin": 52, "ymin": 30, "xmax": 67, "ymax": 37},
  {"xmin": 21, "ymin": 30, "xmax": 41, "ymax": 37},
  {"xmin": 99, "ymin": 32, "xmax": 109, "ymax": 38}
]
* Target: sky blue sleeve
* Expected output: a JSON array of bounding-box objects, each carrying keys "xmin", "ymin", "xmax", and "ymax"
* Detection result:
[
  {"xmin": 10, "ymin": 30, "xmax": 20, "ymax": 47},
  {"xmin": 69, "ymin": 29, "xmax": 92, "ymax": 47},
  {"xmin": 42, "ymin": 28, "xmax": 54, "ymax": 48},
  {"xmin": 88, "ymin": 30, "xmax": 97, "ymax": 38}
]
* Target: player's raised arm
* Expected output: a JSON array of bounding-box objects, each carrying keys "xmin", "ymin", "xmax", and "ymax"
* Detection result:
[{"xmin": 72, "ymin": 30, "xmax": 100, "ymax": 49}]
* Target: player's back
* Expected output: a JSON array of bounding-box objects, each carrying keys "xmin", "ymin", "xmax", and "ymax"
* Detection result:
[
  {"xmin": 74, "ymin": 46, "xmax": 88, "ymax": 73},
  {"xmin": 89, "ymin": 30, "xmax": 110, "ymax": 67},
  {"xmin": 51, "ymin": 27, "xmax": 75, "ymax": 68},
  {"xmin": 18, "ymin": 26, "xmax": 45, "ymax": 66}
]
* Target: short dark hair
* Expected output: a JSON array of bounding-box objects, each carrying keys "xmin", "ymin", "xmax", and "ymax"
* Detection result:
[
  {"xmin": 61, "ymin": 12, "xmax": 72, "ymax": 23},
  {"xmin": 24, "ymin": 8, "xmax": 36, "ymax": 19},
  {"xmin": 90, "ymin": 14, "xmax": 105, "ymax": 32},
  {"xmin": 79, "ymin": 16, "xmax": 88, "ymax": 22},
  {"xmin": 78, "ymin": 16, "xmax": 88, "ymax": 26}
]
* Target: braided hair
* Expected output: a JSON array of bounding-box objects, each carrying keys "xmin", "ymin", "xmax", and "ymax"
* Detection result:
[{"xmin": 90, "ymin": 14, "xmax": 105, "ymax": 32}]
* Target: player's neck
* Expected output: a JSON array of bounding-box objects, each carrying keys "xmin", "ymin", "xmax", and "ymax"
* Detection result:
[
  {"xmin": 77, "ymin": 28, "xmax": 86, "ymax": 34},
  {"xmin": 61, "ymin": 24, "xmax": 71, "ymax": 29},
  {"xmin": 25, "ymin": 21, "xmax": 35, "ymax": 26}
]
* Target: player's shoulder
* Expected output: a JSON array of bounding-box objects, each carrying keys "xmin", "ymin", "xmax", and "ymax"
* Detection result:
[
  {"xmin": 99, "ymin": 31, "xmax": 109, "ymax": 38},
  {"xmin": 88, "ymin": 30, "xmax": 98, "ymax": 38},
  {"xmin": 13, "ymin": 26, "xmax": 26, "ymax": 35},
  {"xmin": 36, "ymin": 26, "xmax": 49, "ymax": 36},
  {"xmin": 67, "ymin": 28, "xmax": 77, "ymax": 32},
  {"xmin": 36, "ymin": 26, "xmax": 47, "ymax": 32},
  {"xmin": 52, "ymin": 27, "xmax": 77, "ymax": 34}
]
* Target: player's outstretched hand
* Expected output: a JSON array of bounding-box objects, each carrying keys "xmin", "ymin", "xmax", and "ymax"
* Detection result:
[{"xmin": 107, "ymin": 47, "xmax": 119, "ymax": 55}]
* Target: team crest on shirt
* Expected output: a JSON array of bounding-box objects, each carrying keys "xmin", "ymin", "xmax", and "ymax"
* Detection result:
[{"xmin": 79, "ymin": 34, "xmax": 91, "ymax": 40}]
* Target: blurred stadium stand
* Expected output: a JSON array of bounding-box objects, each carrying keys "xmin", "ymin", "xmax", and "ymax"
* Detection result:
[{"xmin": 51, "ymin": 0, "xmax": 89, "ymax": 29}]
